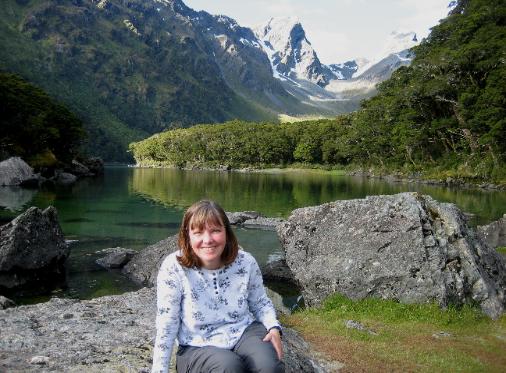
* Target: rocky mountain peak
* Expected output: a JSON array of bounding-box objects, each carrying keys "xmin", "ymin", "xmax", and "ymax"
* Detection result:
[{"xmin": 254, "ymin": 17, "xmax": 334, "ymax": 87}]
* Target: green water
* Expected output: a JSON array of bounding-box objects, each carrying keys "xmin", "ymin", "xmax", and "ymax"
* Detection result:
[{"xmin": 1, "ymin": 166, "xmax": 505, "ymax": 303}]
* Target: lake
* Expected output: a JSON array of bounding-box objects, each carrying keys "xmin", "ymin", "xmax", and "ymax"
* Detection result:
[{"xmin": 1, "ymin": 166, "xmax": 505, "ymax": 304}]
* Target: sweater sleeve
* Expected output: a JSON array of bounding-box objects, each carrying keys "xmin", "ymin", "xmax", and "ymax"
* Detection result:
[
  {"xmin": 151, "ymin": 255, "xmax": 182, "ymax": 373},
  {"xmin": 246, "ymin": 255, "xmax": 281, "ymax": 331}
]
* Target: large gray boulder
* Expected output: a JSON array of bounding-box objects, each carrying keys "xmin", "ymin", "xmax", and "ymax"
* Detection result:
[
  {"xmin": 0, "ymin": 206, "xmax": 69, "ymax": 294},
  {"xmin": 0, "ymin": 157, "xmax": 38, "ymax": 186},
  {"xmin": 122, "ymin": 235, "xmax": 179, "ymax": 286},
  {"xmin": 278, "ymin": 192, "xmax": 506, "ymax": 319},
  {"xmin": 0, "ymin": 288, "xmax": 332, "ymax": 372},
  {"xmin": 478, "ymin": 214, "xmax": 506, "ymax": 250}
]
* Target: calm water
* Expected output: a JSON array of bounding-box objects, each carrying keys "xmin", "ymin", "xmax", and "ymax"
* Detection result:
[{"xmin": 1, "ymin": 166, "xmax": 505, "ymax": 304}]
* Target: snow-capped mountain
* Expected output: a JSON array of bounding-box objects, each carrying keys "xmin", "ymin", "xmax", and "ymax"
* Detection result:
[
  {"xmin": 326, "ymin": 31, "xmax": 419, "ymax": 96},
  {"xmin": 329, "ymin": 61, "xmax": 358, "ymax": 80},
  {"xmin": 354, "ymin": 31, "xmax": 418, "ymax": 76},
  {"xmin": 254, "ymin": 17, "xmax": 335, "ymax": 87}
]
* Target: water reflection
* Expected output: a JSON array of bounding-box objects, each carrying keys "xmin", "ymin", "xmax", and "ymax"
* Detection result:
[
  {"xmin": 0, "ymin": 186, "xmax": 37, "ymax": 212},
  {"xmin": 131, "ymin": 168, "xmax": 506, "ymax": 226}
]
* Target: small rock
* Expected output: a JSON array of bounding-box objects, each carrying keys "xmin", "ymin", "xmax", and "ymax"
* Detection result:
[
  {"xmin": 96, "ymin": 247, "xmax": 137, "ymax": 269},
  {"xmin": 345, "ymin": 320, "xmax": 378, "ymax": 335},
  {"xmin": 55, "ymin": 172, "xmax": 77, "ymax": 186},
  {"xmin": 69, "ymin": 160, "xmax": 91, "ymax": 176},
  {"xmin": 0, "ymin": 295, "xmax": 16, "ymax": 309},
  {"xmin": 242, "ymin": 216, "xmax": 285, "ymax": 230},
  {"xmin": 432, "ymin": 331, "xmax": 452, "ymax": 339},
  {"xmin": 81, "ymin": 157, "xmax": 104, "ymax": 175},
  {"xmin": 62, "ymin": 313, "xmax": 74, "ymax": 319},
  {"xmin": 30, "ymin": 356, "xmax": 49, "ymax": 365},
  {"xmin": 226, "ymin": 211, "xmax": 261, "ymax": 225}
]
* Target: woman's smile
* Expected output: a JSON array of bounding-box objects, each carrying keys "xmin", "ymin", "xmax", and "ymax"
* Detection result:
[{"xmin": 189, "ymin": 223, "xmax": 227, "ymax": 269}]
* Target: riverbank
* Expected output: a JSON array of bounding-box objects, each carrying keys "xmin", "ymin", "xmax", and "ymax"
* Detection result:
[
  {"xmin": 283, "ymin": 294, "xmax": 506, "ymax": 372},
  {"xmin": 131, "ymin": 162, "xmax": 506, "ymax": 191}
]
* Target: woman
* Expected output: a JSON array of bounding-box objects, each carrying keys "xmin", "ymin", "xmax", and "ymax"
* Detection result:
[{"xmin": 152, "ymin": 200, "xmax": 284, "ymax": 373}]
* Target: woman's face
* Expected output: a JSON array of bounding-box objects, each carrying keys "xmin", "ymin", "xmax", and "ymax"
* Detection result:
[{"xmin": 188, "ymin": 221, "xmax": 227, "ymax": 270}]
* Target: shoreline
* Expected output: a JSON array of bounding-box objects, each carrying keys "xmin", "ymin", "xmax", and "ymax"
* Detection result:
[{"xmin": 129, "ymin": 163, "xmax": 506, "ymax": 191}]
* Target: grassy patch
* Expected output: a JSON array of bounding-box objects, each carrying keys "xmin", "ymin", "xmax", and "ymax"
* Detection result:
[
  {"xmin": 497, "ymin": 247, "xmax": 506, "ymax": 254},
  {"xmin": 282, "ymin": 294, "xmax": 506, "ymax": 372}
]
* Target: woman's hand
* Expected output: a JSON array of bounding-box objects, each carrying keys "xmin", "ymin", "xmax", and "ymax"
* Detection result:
[{"xmin": 263, "ymin": 328, "xmax": 283, "ymax": 360}]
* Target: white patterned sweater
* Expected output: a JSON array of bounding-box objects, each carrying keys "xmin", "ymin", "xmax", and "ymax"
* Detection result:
[{"xmin": 151, "ymin": 250, "xmax": 281, "ymax": 373}]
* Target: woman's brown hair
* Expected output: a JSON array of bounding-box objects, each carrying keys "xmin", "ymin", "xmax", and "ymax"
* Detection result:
[{"xmin": 177, "ymin": 200, "xmax": 238, "ymax": 268}]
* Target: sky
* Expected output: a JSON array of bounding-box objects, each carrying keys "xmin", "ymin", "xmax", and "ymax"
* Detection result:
[{"xmin": 183, "ymin": 0, "xmax": 452, "ymax": 64}]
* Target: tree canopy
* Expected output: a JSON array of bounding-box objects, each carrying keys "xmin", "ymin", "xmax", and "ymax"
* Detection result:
[{"xmin": 0, "ymin": 72, "xmax": 85, "ymax": 164}]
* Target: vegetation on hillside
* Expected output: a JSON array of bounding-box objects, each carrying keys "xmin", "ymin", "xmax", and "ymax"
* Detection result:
[
  {"xmin": 350, "ymin": 0, "xmax": 506, "ymax": 180},
  {"xmin": 0, "ymin": 0, "xmax": 276, "ymax": 160},
  {"xmin": 0, "ymin": 72, "xmax": 84, "ymax": 164},
  {"xmin": 130, "ymin": 0, "xmax": 506, "ymax": 183}
]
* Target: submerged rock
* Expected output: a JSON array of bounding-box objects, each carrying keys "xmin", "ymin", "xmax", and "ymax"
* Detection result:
[
  {"xmin": 0, "ymin": 206, "xmax": 69, "ymax": 295},
  {"xmin": 55, "ymin": 172, "xmax": 77, "ymax": 186},
  {"xmin": 278, "ymin": 192, "xmax": 506, "ymax": 319},
  {"xmin": 96, "ymin": 247, "xmax": 137, "ymax": 269},
  {"xmin": 0, "ymin": 157, "xmax": 38, "ymax": 186}
]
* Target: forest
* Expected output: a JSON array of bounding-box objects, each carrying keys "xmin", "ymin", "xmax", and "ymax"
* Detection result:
[
  {"xmin": 130, "ymin": 0, "xmax": 506, "ymax": 183},
  {"xmin": 0, "ymin": 72, "xmax": 85, "ymax": 166}
]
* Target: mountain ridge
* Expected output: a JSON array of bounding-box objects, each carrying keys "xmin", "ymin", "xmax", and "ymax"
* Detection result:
[{"xmin": 1, "ymin": 0, "xmax": 427, "ymax": 160}]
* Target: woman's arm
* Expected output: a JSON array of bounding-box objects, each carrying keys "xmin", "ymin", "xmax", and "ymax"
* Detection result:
[
  {"xmin": 246, "ymin": 255, "xmax": 283, "ymax": 358},
  {"xmin": 152, "ymin": 255, "xmax": 182, "ymax": 373}
]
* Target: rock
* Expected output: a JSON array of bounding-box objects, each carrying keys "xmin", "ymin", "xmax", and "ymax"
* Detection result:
[
  {"xmin": 261, "ymin": 259, "xmax": 298, "ymax": 286},
  {"xmin": 345, "ymin": 320, "xmax": 377, "ymax": 335},
  {"xmin": 283, "ymin": 328, "xmax": 342, "ymax": 372},
  {"xmin": 0, "ymin": 288, "xmax": 333, "ymax": 372},
  {"xmin": 0, "ymin": 206, "xmax": 69, "ymax": 295},
  {"xmin": 0, "ymin": 157, "xmax": 38, "ymax": 186},
  {"xmin": 30, "ymin": 356, "xmax": 49, "ymax": 365},
  {"xmin": 69, "ymin": 159, "xmax": 91, "ymax": 176},
  {"xmin": 55, "ymin": 172, "xmax": 77, "ymax": 186},
  {"xmin": 242, "ymin": 216, "xmax": 285, "ymax": 231},
  {"xmin": 96, "ymin": 247, "xmax": 137, "ymax": 269},
  {"xmin": 81, "ymin": 157, "xmax": 105, "ymax": 175},
  {"xmin": 265, "ymin": 287, "xmax": 292, "ymax": 315},
  {"xmin": 226, "ymin": 211, "xmax": 261, "ymax": 225},
  {"xmin": 0, "ymin": 295, "xmax": 15, "ymax": 309},
  {"xmin": 432, "ymin": 331, "xmax": 452, "ymax": 339},
  {"xmin": 278, "ymin": 192, "xmax": 506, "ymax": 319},
  {"xmin": 122, "ymin": 235, "xmax": 179, "ymax": 286},
  {"xmin": 226, "ymin": 211, "xmax": 285, "ymax": 230},
  {"xmin": 478, "ymin": 214, "xmax": 506, "ymax": 249},
  {"xmin": 124, "ymin": 236, "xmax": 293, "ymax": 289}
]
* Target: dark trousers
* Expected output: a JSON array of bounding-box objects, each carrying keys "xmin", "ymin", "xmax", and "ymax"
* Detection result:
[{"xmin": 176, "ymin": 321, "xmax": 285, "ymax": 373}]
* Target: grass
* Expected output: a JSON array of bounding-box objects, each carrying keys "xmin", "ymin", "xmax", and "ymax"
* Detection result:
[
  {"xmin": 497, "ymin": 247, "xmax": 506, "ymax": 255},
  {"xmin": 282, "ymin": 294, "xmax": 506, "ymax": 372}
]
